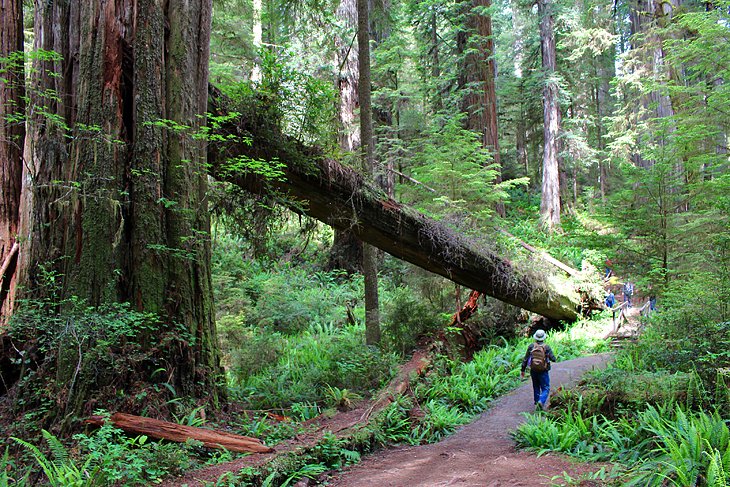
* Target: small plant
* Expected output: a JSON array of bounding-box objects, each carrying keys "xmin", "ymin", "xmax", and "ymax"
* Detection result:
[
  {"xmin": 12, "ymin": 430, "xmax": 106, "ymax": 487},
  {"xmin": 324, "ymin": 385, "xmax": 362, "ymax": 411}
]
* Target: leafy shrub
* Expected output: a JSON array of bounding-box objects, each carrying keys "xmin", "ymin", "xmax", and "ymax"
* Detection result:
[
  {"xmin": 382, "ymin": 286, "xmax": 442, "ymax": 354},
  {"xmin": 233, "ymin": 324, "xmax": 399, "ymax": 410},
  {"xmin": 515, "ymin": 404, "xmax": 730, "ymax": 486},
  {"xmin": 9, "ymin": 419, "xmax": 205, "ymax": 487},
  {"xmin": 7, "ymin": 299, "xmax": 191, "ymax": 423}
]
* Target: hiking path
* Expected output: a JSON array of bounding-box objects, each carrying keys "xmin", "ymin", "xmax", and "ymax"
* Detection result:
[{"xmin": 325, "ymin": 353, "xmax": 614, "ymax": 487}]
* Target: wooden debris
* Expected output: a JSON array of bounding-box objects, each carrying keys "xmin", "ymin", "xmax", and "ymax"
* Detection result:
[
  {"xmin": 361, "ymin": 349, "xmax": 431, "ymax": 422},
  {"xmin": 85, "ymin": 412, "xmax": 274, "ymax": 453}
]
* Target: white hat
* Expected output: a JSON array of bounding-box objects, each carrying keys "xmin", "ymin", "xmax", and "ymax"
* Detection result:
[{"xmin": 533, "ymin": 329, "xmax": 546, "ymax": 342}]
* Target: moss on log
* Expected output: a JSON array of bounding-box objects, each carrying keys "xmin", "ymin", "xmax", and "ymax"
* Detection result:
[{"xmin": 208, "ymin": 87, "xmax": 583, "ymax": 322}]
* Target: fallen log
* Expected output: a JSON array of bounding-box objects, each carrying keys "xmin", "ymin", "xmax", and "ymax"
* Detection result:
[
  {"xmin": 208, "ymin": 88, "xmax": 586, "ymax": 322},
  {"xmin": 360, "ymin": 349, "xmax": 431, "ymax": 422},
  {"xmin": 85, "ymin": 412, "xmax": 274, "ymax": 453}
]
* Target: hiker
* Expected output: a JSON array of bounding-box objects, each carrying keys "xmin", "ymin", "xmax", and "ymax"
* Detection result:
[
  {"xmin": 605, "ymin": 290, "xmax": 615, "ymax": 309},
  {"xmin": 648, "ymin": 284, "xmax": 657, "ymax": 312},
  {"xmin": 520, "ymin": 329, "xmax": 557, "ymax": 410},
  {"xmin": 623, "ymin": 280, "xmax": 634, "ymax": 308},
  {"xmin": 604, "ymin": 259, "xmax": 613, "ymax": 279}
]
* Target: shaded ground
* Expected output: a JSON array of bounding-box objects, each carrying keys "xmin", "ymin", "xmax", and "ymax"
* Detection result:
[{"xmin": 326, "ymin": 353, "xmax": 613, "ymax": 487}]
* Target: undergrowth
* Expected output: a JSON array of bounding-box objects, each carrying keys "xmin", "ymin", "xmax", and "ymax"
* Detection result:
[{"xmin": 514, "ymin": 278, "xmax": 730, "ymax": 486}]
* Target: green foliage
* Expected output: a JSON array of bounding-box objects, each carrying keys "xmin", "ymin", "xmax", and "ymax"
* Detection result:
[
  {"xmin": 7, "ymin": 298, "xmax": 192, "ymax": 422},
  {"xmin": 12, "ymin": 430, "xmax": 105, "ymax": 487},
  {"xmin": 381, "ymin": 286, "xmax": 443, "ymax": 354},
  {"xmin": 233, "ymin": 324, "xmax": 399, "ymax": 410},
  {"xmin": 7, "ymin": 417, "xmax": 216, "ymax": 487},
  {"xmin": 517, "ymin": 404, "xmax": 730, "ymax": 486}
]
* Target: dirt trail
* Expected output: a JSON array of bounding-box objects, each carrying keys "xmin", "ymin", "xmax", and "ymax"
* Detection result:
[{"xmin": 327, "ymin": 353, "xmax": 613, "ymax": 487}]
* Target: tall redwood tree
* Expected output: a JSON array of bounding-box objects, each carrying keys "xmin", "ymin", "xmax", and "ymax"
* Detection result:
[
  {"xmin": 0, "ymin": 0, "xmax": 24, "ymax": 321},
  {"xmin": 13, "ymin": 0, "xmax": 221, "ymax": 400}
]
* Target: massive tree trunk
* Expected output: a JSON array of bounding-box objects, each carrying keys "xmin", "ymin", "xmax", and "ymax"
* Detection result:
[
  {"xmin": 462, "ymin": 0, "xmax": 504, "ymax": 216},
  {"xmin": 13, "ymin": 0, "xmax": 221, "ymax": 401},
  {"xmin": 538, "ymin": 0, "xmax": 561, "ymax": 231},
  {"xmin": 207, "ymin": 91, "xmax": 584, "ymax": 322},
  {"xmin": 328, "ymin": 0, "xmax": 364, "ymax": 274},
  {"xmin": 357, "ymin": 0, "xmax": 381, "ymax": 345},
  {"xmin": 0, "ymin": 0, "xmax": 24, "ymax": 321}
]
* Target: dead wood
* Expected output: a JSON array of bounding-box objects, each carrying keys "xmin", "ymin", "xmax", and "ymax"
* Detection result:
[
  {"xmin": 85, "ymin": 412, "xmax": 274, "ymax": 453},
  {"xmin": 497, "ymin": 229, "xmax": 579, "ymax": 277},
  {"xmin": 361, "ymin": 349, "xmax": 431, "ymax": 422},
  {"xmin": 207, "ymin": 87, "xmax": 588, "ymax": 322}
]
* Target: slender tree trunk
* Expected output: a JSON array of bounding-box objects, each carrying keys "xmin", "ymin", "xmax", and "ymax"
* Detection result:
[
  {"xmin": 538, "ymin": 0, "xmax": 561, "ymax": 231},
  {"xmin": 251, "ymin": 0, "xmax": 263, "ymax": 82},
  {"xmin": 0, "ymin": 0, "xmax": 25, "ymax": 322},
  {"xmin": 358, "ymin": 0, "xmax": 381, "ymax": 345},
  {"xmin": 430, "ymin": 10, "xmax": 443, "ymax": 112},
  {"xmin": 15, "ymin": 0, "xmax": 221, "ymax": 402}
]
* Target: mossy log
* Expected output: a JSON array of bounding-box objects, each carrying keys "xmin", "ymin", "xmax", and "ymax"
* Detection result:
[
  {"xmin": 208, "ymin": 88, "xmax": 583, "ymax": 322},
  {"xmin": 85, "ymin": 413, "xmax": 274, "ymax": 453}
]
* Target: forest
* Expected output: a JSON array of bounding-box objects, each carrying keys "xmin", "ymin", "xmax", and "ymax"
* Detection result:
[{"xmin": 0, "ymin": 0, "xmax": 728, "ymax": 485}]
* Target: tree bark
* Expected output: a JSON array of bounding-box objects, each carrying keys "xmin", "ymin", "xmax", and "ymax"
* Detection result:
[
  {"xmin": 462, "ymin": 0, "xmax": 504, "ymax": 217},
  {"xmin": 207, "ymin": 91, "xmax": 584, "ymax": 322},
  {"xmin": 538, "ymin": 0, "xmax": 561, "ymax": 231},
  {"xmin": 328, "ymin": 0, "xmax": 364, "ymax": 274},
  {"xmin": 14, "ymin": 0, "xmax": 222, "ymax": 402},
  {"xmin": 0, "ymin": 0, "xmax": 24, "ymax": 321},
  {"xmin": 85, "ymin": 412, "xmax": 273, "ymax": 453},
  {"xmin": 358, "ymin": 0, "xmax": 381, "ymax": 345}
]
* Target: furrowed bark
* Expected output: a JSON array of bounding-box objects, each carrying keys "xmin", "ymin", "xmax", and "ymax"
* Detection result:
[{"xmin": 208, "ymin": 90, "xmax": 582, "ymax": 322}]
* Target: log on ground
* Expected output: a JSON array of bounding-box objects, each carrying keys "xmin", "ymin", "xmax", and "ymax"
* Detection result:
[{"xmin": 85, "ymin": 412, "xmax": 274, "ymax": 453}]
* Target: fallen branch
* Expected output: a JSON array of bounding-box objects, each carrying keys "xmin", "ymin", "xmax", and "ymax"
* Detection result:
[
  {"xmin": 85, "ymin": 412, "xmax": 274, "ymax": 453},
  {"xmin": 497, "ymin": 229, "xmax": 579, "ymax": 277},
  {"xmin": 0, "ymin": 242, "xmax": 19, "ymax": 284},
  {"xmin": 360, "ymin": 349, "xmax": 431, "ymax": 423}
]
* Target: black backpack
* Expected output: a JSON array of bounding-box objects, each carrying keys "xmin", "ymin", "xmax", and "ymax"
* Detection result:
[{"xmin": 530, "ymin": 344, "xmax": 548, "ymax": 372}]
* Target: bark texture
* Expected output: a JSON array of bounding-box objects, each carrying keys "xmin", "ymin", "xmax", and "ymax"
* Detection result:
[
  {"xmin": 460, "ymin": 0, "xmax": 504, "ymax": 217},
  {"xmin": 15, "ymin": 0, "xmax": 221, "ymax": 400},
  {"xmin": 358, "ymin": 0, "xmax": 381, "ymax": 345},
  {"xmin": 0, "ymin": 0, "xmax": 24, "ymax": 320},
  {"xmin": 208, "ymin": 91, "xmax": 583, "ymax": 322},
  {"xmin": 86, "ymin": 413, "xmax": 274, "ymax": 453},
  {"xmin": 538, "ymin": 0, "xmax": 562, "ymax": 231},
  {"xmin": 328, "ymin": 0, "xmax": 364, "ymax": 274}
]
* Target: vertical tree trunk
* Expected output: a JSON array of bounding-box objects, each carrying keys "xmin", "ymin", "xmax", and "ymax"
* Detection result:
[
  {"xmin": 0, "ymin": 0, "xmax": 24, "ymax": 322},
  {"xmin": 538, "ymin": 0, "xmax": 561, "ymax": 231},
  {"xmin": 430, "ymin": 10, "xmax": 443, "ymax": 112},
  {"xmin": 357, "ymin": 0, "xmax": 381, "ymax": 346},
  {"xmin": 461, "ymin": 0, "xmax": 504, "ymax": 216},
  {"xmin": 328, "ymin": 0, "xmax": 364, "ymax": 274},
  {"xmin": 251, "ymin": 0, "xmax": 263, "ymax": 82},
  {"xmin": 15, "ymin": 0, "xmax": 221, "ymax": 401}
]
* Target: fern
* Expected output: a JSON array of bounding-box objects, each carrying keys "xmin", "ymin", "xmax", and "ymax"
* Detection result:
[{"xmin": 12, "ymin": 430, "xmax": 106, "ymax": 487}]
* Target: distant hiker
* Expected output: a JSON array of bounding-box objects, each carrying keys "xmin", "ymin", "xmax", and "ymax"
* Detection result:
[
  {"xmin": 605, "ymin": 290, "xmax": 615, "ymax": 309},
  {"xmin": 648, "ymin": 284, "xmax": 657, "ymax": 312},
  {"xmin": 623, "ymin": 280, "xmax": 634, "ymax": 308},
  {"xmin": 520, "ymin": 329, "xmax": 557, "ymax": 410},
  {"xmin": 604, "ymin": 259, "xmax": 613, "ymax": 279}
]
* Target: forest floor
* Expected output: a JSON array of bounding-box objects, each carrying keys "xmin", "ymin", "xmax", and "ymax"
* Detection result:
[{"xmin": 163, "ymin": 307, "xmax": 644, "ymax": 486}]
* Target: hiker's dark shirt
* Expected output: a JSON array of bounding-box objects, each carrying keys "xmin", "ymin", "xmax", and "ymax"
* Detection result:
[{"xmin": 521, "ymin": 343, "xmax": 557, "ymax": 372}]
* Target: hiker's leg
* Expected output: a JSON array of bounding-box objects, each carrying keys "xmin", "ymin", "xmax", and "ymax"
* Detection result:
[
  {"xmin": 538, "ymin": 372, "xmax": 551, "ymax": 406},
  {"xmin": 530, "ymin": 371, "xmax": 540, "ymax": 404}
]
